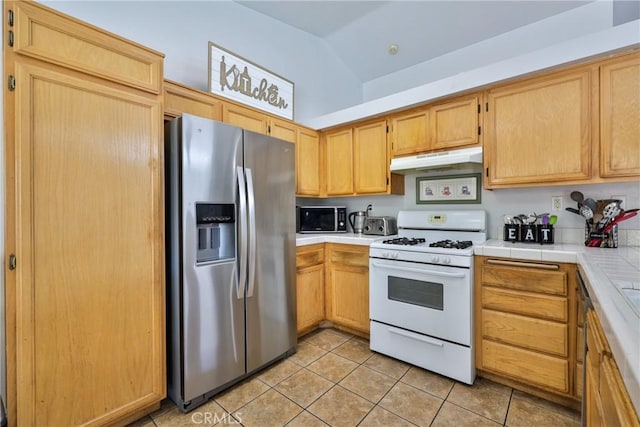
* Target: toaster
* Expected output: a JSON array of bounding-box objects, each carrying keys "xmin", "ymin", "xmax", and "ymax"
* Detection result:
[{"xmin": 363, "ymin": 216, "xmax": 397, "ymax": 236}]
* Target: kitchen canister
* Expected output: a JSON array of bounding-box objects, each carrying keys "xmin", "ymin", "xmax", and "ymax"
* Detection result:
[{"xmin": 503, "ymin": 224, "xmax": 554, "ymax": 244}]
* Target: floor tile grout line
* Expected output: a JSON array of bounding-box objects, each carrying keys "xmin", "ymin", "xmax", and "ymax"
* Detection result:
[{"xmin": 503, "ymin": 388, "xmax": 514, "ymax": 426}]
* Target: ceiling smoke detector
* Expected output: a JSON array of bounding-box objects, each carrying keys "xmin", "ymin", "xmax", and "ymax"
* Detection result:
[{"xmin": 388, "ymin": 44, "xmax": 399, "ymax": 55}]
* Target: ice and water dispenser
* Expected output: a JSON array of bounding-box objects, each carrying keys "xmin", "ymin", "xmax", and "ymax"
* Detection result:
[{"xmin": 196, "ymin": 203, "xmax": 235, "ymax": 263}]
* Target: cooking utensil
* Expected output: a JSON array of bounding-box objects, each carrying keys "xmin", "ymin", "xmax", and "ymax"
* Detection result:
[
  {"xmin": 541, "ymin": 215, "xmax": 549, "ymax": 225},
  {"xmin": 579, "ymin": 205, "xmax": 593, "ymax": 224},
  {"xmin": 504, "ymin": 215, "xmax": 513, "ymax": 225},
  {"xmin": 583, "ymin": 198, "xmax": 597, "ymax": 212},
  {"xmin": 549, "ymin": 215, "xmax": 557, "ymax": 225},
  {"xmin": 565, "ymin": 207, "xmax": 581, "ymax": 215},
  {"xmin": 570, "ymin": 191, "xmax": 584, "ymax": 207},
  {"xmin": 603, "ymin": 211, "xmax": 638, "ymax": 234}
]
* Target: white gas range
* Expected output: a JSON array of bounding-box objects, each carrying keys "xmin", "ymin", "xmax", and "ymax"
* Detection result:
[{"xmin": 369, "ymin": 210, "xmax": 486, "ymax": 385}]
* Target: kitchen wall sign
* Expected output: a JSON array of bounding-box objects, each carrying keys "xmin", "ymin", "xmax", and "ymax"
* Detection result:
[
  {"xmin": 416, "ymin": 173, "xmax": 481, "ymax": 204},
  {"xmin": 208, "ymin": 42, "xmax": 294, "ymax": 120}
]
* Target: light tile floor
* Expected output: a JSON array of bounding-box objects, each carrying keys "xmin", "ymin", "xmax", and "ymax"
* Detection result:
[{"xmin": 130, "ymin": 328, "xmax": 580, "ymax": 427}]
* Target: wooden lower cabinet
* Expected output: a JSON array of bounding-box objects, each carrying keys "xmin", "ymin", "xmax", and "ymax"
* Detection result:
[
  {"xmin": 324, "ymin": 244, "xmax": 370, "ymax": 335},
  {"xmin": 475, "ymin": 257, "xmax": 579, "ymax": 405},
  {"xmin": 585, "ymin": 309, "xmax": 640, "ymax": 426},
  {"xmin": 296, "ymin": 245, "xmax": 325, "ymax": 334}
]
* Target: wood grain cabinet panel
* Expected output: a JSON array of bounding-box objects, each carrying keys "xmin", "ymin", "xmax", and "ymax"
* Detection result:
[
  {"xmin": 354, "ymin": 120, "xmax": 389, "ymax": 194},
  {"xmin": 296, "ymin": 128, "xmax": 322, "ymax": 196},
  {"xmin": 482, "ymin": 340, "xmax": 569, "ymax": 393},
  {"xmin": 223, "ymin": 102, "xmax": 268, "ymax": 134},
  {"xmin": 13, "ymin": 1, "xmax": 163, "ymax": 93},
  {"xmin": 600, "ymin": 53, "xmax": 640, "ymax": 178},
  {"xmin": 481, "ymin": 287, "xmax": 568, "ymax": 322},
  {"xmin": 482, "ymin": 309, "xmax": 568, "ymax": 357},
  {"xmin": 324, "ymin": 128, "xmax": 354, "ymax": 196},
  {"xmin": 389, "ymin": 109, "xmax": 429, "ymax": 156},
  {"xmin": 481, "ymin": 263, "xmax": 567, "ymax": 296},
  {"xmin": 484, "ymin": 67, "xmax": 594, "ymax": 187},
  {"xmin": 296, "ymin": 245, "xmax": 325, "ymax": 335},
  {"xmin": 430, "ymin": 94, "xmax": 481, "ymax": 150},
  {"xmin": 325, "ymin": 244, "xmax": 369, "ymax": 334},
  {"xmin": 163, "ymin": 79, "xmax": 222, "ymax": 120},
  {"xmin": 269, "ymin": 117, "xmax": 297, "ymax": 143}
]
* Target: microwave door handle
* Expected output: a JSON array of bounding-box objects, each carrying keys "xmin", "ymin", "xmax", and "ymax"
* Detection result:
[
  {"xmin": 370, "ymin": 261, "xmax": 467, "ymax": 278},
  {"xmin": 236, "ymin": 166, "xmax": 247, "ymax": 299},
  {"xmin": 246, "ymin": 168, "xmax": 257, "ymax": 298}
]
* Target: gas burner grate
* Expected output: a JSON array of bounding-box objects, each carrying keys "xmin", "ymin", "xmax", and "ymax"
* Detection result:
[
  {"xmin": 382, "ymin": 237, "xmax": 426, "ymax": 246},
  {"xmin": 428, "ymin": 240, "xmax": 473, "ymax": 249}
]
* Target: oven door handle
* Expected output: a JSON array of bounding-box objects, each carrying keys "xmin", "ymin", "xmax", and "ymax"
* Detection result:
[
  {"xmin": 389, "ymin": 328, "xmax": 444, "ymax": 347},
  {"xmin": 370, "ymin": 261, "xmax": 467, "ymax": 278}
]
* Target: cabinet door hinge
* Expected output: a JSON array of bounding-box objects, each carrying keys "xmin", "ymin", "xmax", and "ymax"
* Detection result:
[
  {"xmin": 478, "ymin": 126, "xmax": 481, "ymax": 136},
  {"xmin": 386, "ymin": 177, "xmax": 389, "ymax": 185},
  {"xmin": 8, "ymin": 75, "xmax": 15, "ymax": 91},
  {"xmin": 485, "ymin": 102, "xmax": 489, "ymax": 112},
  {"xmin": 477, "ymin": 104, "xmax": 481, "ymax": 114},
  {"xmin": 386, "ymin": 125, "xmax": 389, "ymax": 133},
  {"xmin": 8, "ymin": 254, "xmax": 16, "ymax": 270},
  {"xmin": 267, "ymin": 124, "xmax": 271, "ymax": 134},
  {"xmin": 485, "ymin": 167, "xmax": 489, "ymax": 178},
  {"xmin": 8, "ymin": 30, "xmax": 13, "ymax": 47},
  {"xmin": 7, "ymin": 9, "xmax": 13, "ymax": 27}
]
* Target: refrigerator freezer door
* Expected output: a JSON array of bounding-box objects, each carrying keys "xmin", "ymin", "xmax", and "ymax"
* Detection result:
[
  {"xmin": 243, "ymin": 131, "xmax": 297, "ymax": 374},
  {"xmin": 178, "ymin": 115, "xmax": 245, "ymax": 402}
]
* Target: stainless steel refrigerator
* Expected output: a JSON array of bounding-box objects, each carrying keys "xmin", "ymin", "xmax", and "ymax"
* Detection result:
[{"xmin": 165, "ymin": 113, "xmax": 297, "ymax": 412}]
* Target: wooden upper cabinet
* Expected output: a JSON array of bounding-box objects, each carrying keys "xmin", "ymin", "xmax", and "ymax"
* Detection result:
[
  {"xmin": 324, "ymin": 128, "xmax": 354, "ymax": 195},
  {"xmin": 12, "ymin": 1, "xmax": 163, "ymax": 94},
  {"xmin": 599, "ymin": 53, "xmax": 640, "ymax": 178},
  {"xmin": 163, "ymin": 79, "xmax": 222, "ymax": 120},
  {"xmin": 354, "ymin": 120, "xmax": 389, "ymax": 194},
  {"xmin": 484, "ymin": 67, "xmax": 594, "ymax": 188},
  {"xmin": 390, "ymin": 109, "xmax": 429, "ymax": 156},
  {"xmin": 296, "ymin": 128, "xmax": 322, "ymax": 196},
  {"xmin": 223, "ymin": 102, "xmax": 268, "ymax": 134},
  {"xmin": 270, "ymin": 117, "xmax": 297, "ymax": 143},
  {"xmin": 430, "ymin": 94, "xmax": 481, "ymax": 150}
]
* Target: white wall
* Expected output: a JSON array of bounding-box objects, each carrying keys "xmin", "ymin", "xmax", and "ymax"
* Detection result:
[
  {"xmin": 362, "ymin": 1, "xmax": 614, "ymax": 102},
  {"xmin": 298, "ymin": 169, "xmax": 640, "ymax": 245},
  {"xmin": 42, "ymin": 0, "xmax": 363, "ymax": 123}
]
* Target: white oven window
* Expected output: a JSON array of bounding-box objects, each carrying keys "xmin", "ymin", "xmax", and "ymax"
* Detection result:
[{"xmin": 387, "ymin": 276, "xmax": 443, "ymax": 310}]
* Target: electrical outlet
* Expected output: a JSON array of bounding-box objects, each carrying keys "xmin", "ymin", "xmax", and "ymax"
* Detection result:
[
  {"xmin": 552, "ymin": 196, "xmax": 562, "ymax": 211},
  {"xmin": 612, "ymin": 195, "xmax": 626, "ymax": 209}
]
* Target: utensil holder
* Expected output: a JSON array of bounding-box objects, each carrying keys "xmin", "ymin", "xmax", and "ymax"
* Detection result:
[
  {"xmin": 503, "ymin": 224, "xmax": 554, "ymax": 244},
  {"xmin": 584, "ymin": 223, "xmax": 618, "ymax": 248}
]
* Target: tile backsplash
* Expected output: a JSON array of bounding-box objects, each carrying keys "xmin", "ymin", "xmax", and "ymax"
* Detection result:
[{"xmin": 297, "ymin": 167, "xmax": 640, "ymax": 246}]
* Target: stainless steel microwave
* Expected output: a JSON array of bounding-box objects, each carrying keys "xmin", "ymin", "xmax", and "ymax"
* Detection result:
[{"xmin": 296, "ymin": 206, "xmax": 347, "ymax": 233}]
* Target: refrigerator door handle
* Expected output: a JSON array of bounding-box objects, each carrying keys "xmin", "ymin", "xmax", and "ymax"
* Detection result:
[
  {"xmin": 246, "ymin": 167, "xmax": 257, "ymax": 298},
  {"xmin": 236, "ymin": 166, "xmax": 248, "ymax": 298}
]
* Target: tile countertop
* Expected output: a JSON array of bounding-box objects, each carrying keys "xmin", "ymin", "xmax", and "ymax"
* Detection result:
[
  {"xmin": 296, "ymin": 232, "xmax": 385, "ymax": 247},
  {"xmin": 476, "ymin": 240, "xmax": 640, "ymax": 415}
]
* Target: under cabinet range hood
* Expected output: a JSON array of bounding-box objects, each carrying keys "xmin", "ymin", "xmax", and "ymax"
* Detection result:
[{"xmin": 390, "ymin": 146, "xmax": 483, "ymax": 173}]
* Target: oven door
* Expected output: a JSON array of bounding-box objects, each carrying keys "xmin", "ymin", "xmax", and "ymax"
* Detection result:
[{"xmin": 369, "ymin": 257, "xmax": 472, "ymax": 346}]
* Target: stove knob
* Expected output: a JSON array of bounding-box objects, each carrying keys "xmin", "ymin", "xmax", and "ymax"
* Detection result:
[
  {"xmin": 431, "ymin": 256, "xmax": 440, "ymax": 263},
  {"xmin": 442, "ymin": 256, "xmax": 452, "ymax": 265},
  {"xmin": 382, "ymin": 251, "xmax": 390, "ymax": 258},
  {"xmin": 392, "ymin": 252, "xmax": 399, "ymax": 259}
]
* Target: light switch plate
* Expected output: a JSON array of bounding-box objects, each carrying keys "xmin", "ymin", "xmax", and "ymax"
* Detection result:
[{"xmin": 552, "ymin": 196, "xmax": 562, "ymax": 211}]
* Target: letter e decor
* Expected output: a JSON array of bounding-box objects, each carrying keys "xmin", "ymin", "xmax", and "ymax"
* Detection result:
[{"xmin": 209, "ymin": 42, "xmax": 294, "ymax": 120}]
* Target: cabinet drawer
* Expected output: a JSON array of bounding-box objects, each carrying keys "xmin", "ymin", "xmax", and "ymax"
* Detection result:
[
  {"xmin": 482, "ymin": 263, "xmax": 567, "ymax": 296},
  {"xmin": 482, "ymin": 287, "xmax": 568, "ymax": 322},
  {"xmin": 482, "ymin": 340, "xmax": 569, "ymax": 393},
  {"xmin": 482, "ymin": 309, "xmax": 568, "ymax": 357},
  {"xmin": 296, "ymin": 246, "xmax": 325, "ymax": 269},
  {"xmin": 329, "ymin": 248, "xmax": 369, "ymax": 267}
]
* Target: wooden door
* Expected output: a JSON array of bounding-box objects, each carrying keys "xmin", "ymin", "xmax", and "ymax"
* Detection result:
[
  {"xmin": 9, "ymin": 58, "xmax": 165, "ymax": 426},
  {"xmin": 324, "ymin": 128, "xmax": 354, "ymax": 195},
  {"xmin": 430, "ymin": 94, "xmax": 480, "ymax": 150},
  {"xmin": 390, "ymin": 109, "xmax": 429, "ymax": 156},
  {"xmin": 354, "ymin": 120, "xmax": 388, "ymax": 194},
  {"xmin": 484, "ymin": 67, "xmax": 594, "ymax": 187},
  {"xmin": 222, "ymin": 102, "xmax": 268, "ymax": 134},
  {"xmin": 325, "ymin": 245, "xmax": 369, "ymax": 333},
  {"xmin": 269, "ymin": 117, "xmax": 297, "ymax": 143},
  {"xmin": 296, "ymin": 128, "xmax": 322, "ymax": 196},
  {"xmin": 600, "ymin": 53, "xmax": 640, "ymax": 178}
]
